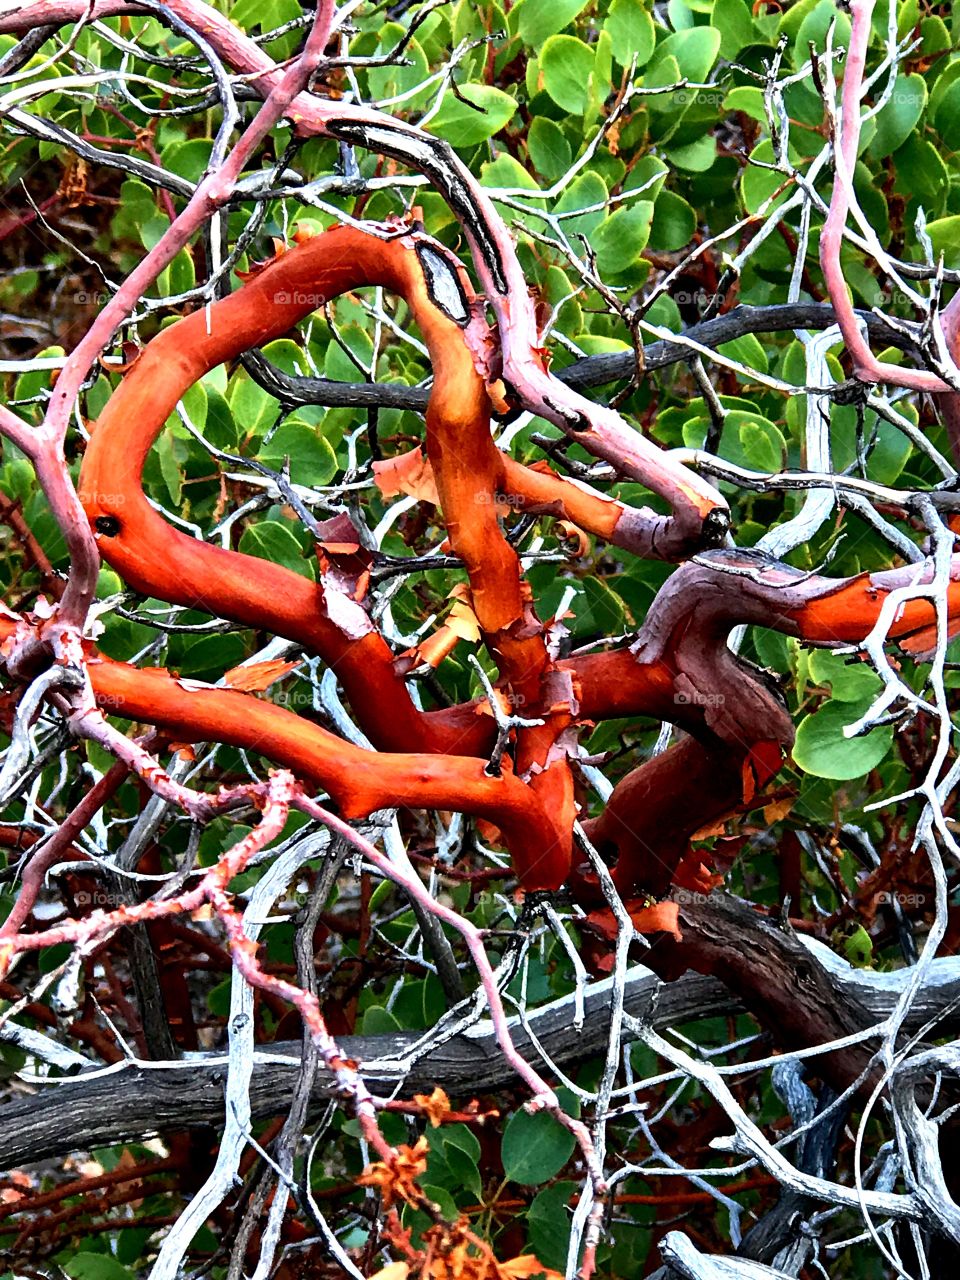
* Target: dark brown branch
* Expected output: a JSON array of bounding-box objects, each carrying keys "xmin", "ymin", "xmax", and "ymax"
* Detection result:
[
  {"xmin": 240, "ymin": 302, "xmax": 924, "ymax": 413},
  {"xmin": 4, "ymin": 894, "xmax": 960, "ymax": 1172}
]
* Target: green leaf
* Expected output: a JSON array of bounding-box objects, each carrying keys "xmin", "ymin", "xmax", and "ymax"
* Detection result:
[
  {"xmin": 442, "ymin": 1122, "xmax": 481, "ymax": 1161},
  {"xmin": 739, "ymin": 420, "xmax": 781, "ymax": 471},
  {"xmin": 430, "ymin": 83, "xmax": 517, "ymax": 148},
  {"xmin": 260, "ymin": 338, "xmax": 309, "ymax": 375},
  {"xmin": 844, "ymin": 925, "xmax": 874, "ymax": 968},
  {"xmin": 528, "ymin": 1180, "xmax": 576, "ymax": 1270},
  {"xmin": 519, "ymin": 0, "xmax": 589, "ymax": 47},
  {"xmin": 740, "ymin": 139, "xmax": 797, "ymax": 215},
  {"xmin": 540, "ymin": 35, "xmax": 595, "ymax": 113},
  {"xmin": 165, "ymin": 249, "xmax": 195, "ymax": 296},
  {"xmin": 156, "ymin": 430, "xmax": 182, "ymax": 506},
  {"xmin": 642, "ymin": 53, "xmax": 683, "ymax": 120},
  {"xmin": 361, "ymin": 1004, "xmax": 402, "ymax": 1034},
  {"xmin": 553, "ymin": 171, "xmax": 608, "ymax": 240},
  {"xmin": 428, "ymin": 1128, "xmax": 482, "ymax": 1197},
  {"xmin": 793, "ymin": 699, "xmax": 893, "ymax": 780},
  {"xmin": 663, "ymin": 135, "xmax": 716, "ymax": 172},
  {"xmin": 543, "ymin": 265, "xmax": 583, "ymax": 330},
  {"xmin": 527, "ymin": 117, "xmax": 572, "ymax": 181},
  {"xmin": 649, "ymin": 190, "xmax": 696, "ymax": 250},
  {"xmin": 366, "ymin": 24, "xmax": 429, "ymax": 102},
  {"xmin": 502, "ymin": 1105, "xmax": 576, "ymax": 1185},
  {"xmin": 63, "ymin": 1255, "xmax": 137, "ymax": 1280},
  {"xmin": 793, "ymin": 0, "xmax": 850, "ymax": 68},
  {"xmin": 592, "ymin": 201, "xmax": 654, "ymax": 272},
  {"xmin": 13, "ymin": 344, "xmax": 63, "ymax": 403},
  {"xmin": 229, "ymin": 373, "xmax": 280, "ymax": 439},
  {"xmin": 160, "ymin": 137, "xmax": 211, "ymax": 183},
  {"xmin": 243, "ymin": 0, "xmax": 304, "ymax": 27},
  {"xmin": 323, "ymin": 321, "xmax": 374, "ymax": 384},
  {"xmin": 892, "ymin": 137, "xmax": 948, "ymax": 214},
  {"xmin": 587, "ymin": 28, "xmax": 614, "ymax": 123},
  {"xmin": 808, "ymin": 649, "xmax": 883, "ymax": 703},
  {"xmin": 668, "ymin": 0, "xmax": 696, "ymax": 27},
  {"xmin": 829, "ymin": 405, "xmax": 912, "ymax": 486},
  {"xmin": 260, "ymin": 421, "xmax": 339, "ymax": 486},
  {"xmin": 649, "ymin": 26, "xmax": 721, "ymax": 83},
  {"xmin": 420, "ymin": 1184, "xmax": 459, "ymax": 1221},
  {"xmin": 713, "ymin": 0, "xmax": 757, "ymax": 59},
  {"xmin": 919, "ymin": 14, "xmax": 950, "ymax": 55},
  {"xmin": 724, "ymin": 84, "xmax": 767, "ymax": 123},
  {"xmin": 709, "ymin": 410, "xmax": 785, "ymax": 473},
  {"xmin": 935, "ymin": 79, "xmax": 960, "ymax": 141},
  {"xmin": 573, "ymin": 336, "xmax": 631, "ymax": 356},
  {"xmin": 717, "ymin": 333, "xmax": 769, "ymax": 377},
  {"xmin": 167, "ymin": 381, "xmax": 207, "ymax": 435},
  {"xmin": 178, "ymin": 633, "xmax": 246, "ymax": 678},
  {"xmin": 869, "ymin": 73, "xmax": 926, "ymax": 159},
  {"xmin": 482, "ymin": 152, "xmax": 543, "ymax": 193},
  {"xmin": 924, "ymin": 215, "xmax": 960, "ymax": 267},
  {"xmin": 605, "ymin": 0, "xmax": 656, "ymax": 67},
  {"xmin": 238, "ymin": 520, "xmax": 315, "ymax": 580},
  {"xmin": 204, "ymin": 388, "xmax": 239, "ymax": 450}
]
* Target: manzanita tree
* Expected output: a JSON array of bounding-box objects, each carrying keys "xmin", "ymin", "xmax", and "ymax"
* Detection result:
[{"xmin": 2, "ymin": 0, "xmax": 960, "ymax": 1276}]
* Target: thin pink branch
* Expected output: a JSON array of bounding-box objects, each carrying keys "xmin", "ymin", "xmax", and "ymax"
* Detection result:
[
  {"xmin": 0, "ymin": 2, "xmax": 335, "ymax": 636},
  {"xmin": 292, "ymin": 792, "xmax": 608, "ymax": 1193},
  {"xmin": 820, "ymin": 0, "xmax": 960, "ymax": 394},
  {"xmin": 0, "ymin": 768, "xmax": 404, "ymax": 1163}
]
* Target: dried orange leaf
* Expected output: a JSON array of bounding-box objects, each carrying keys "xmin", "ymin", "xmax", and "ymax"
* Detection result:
[
  {"xmin": 414, "ymin": 1087, "xmax": 453, "ymax": 1128},
  {"xmin": 689, "ymin": 819, "xmax": 728, "ymax": 841},
  {"xmin": 357, "ymin": 1139, "xmax": 428, "ymax": 1209},
  {"xmin": 500, "ymin": 1255, "xmax": 564, "ymax": 1279},
  {"xmin": 763, "ymin": 796, "xmax": 795, "ymax": 824}
]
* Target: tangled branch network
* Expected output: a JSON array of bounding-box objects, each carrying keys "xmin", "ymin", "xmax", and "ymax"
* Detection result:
[{"xmin": 2, "ymin": 0, "xmax": 960, "ymax": 1276}]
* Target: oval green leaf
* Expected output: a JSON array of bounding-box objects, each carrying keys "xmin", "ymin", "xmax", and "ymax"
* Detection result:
[
  {"xmin": 501, "ymin": 1105, "xmax": 577, "ymax": 1185},
  {"xmin": 260, "ymin": 421, "xmax": 338, "ymax": 486},
  {"xmin": 519, "ymin": 0, "xmax": 590, "ymax": 47},
  {"xmin": 430, "ymin": 83, "xmax": 517, "ymax": 148},
  {"xmin": 540, "ymin": 34, "xmax": 595, "ymax": 113},
  {"xmin": 793, "ymin": 699, "xmax": 893, "ymax": 780},
  {"xmin": 605, "ymin": 0, "xmax": 656, "ymax": 67}
]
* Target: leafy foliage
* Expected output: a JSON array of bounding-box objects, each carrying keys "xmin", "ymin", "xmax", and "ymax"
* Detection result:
[{"xmin": 2, "ymin": 0, "xmax": 960, "ymax": 1277}]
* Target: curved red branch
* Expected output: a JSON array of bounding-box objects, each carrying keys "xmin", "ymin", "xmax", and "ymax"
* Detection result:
[
  {"xmin": 0, "ymin": 616, "xmax": 566, "ymax": 891},
  {"xmin": 0, "ymin": 0, "xmax": 729, "ymax": 560}
]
